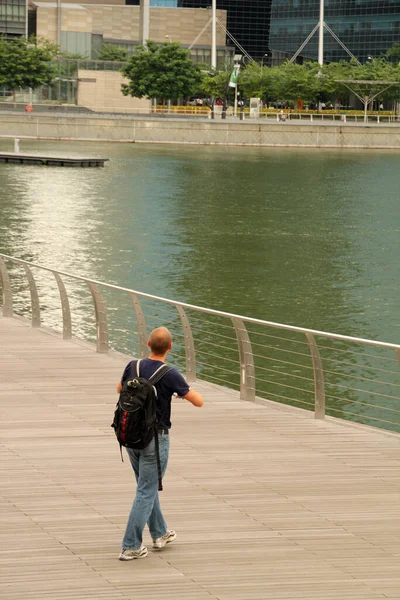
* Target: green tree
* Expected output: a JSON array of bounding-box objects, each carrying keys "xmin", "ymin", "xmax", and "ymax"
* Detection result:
[
  {"xmin": 199, "ymin": 68, "xmax": 230, "ymax": 100},
  {"xmin": 335, "ymin": 58, "xmax": 400, "ymax": 109},
  {"xmin": 386, "ymin": 43, "xmax": 400, "ymax": 64},
  {"xmin": 97, "ymin": 43, "xmax": 128, "ymax": 61},
  {"xmin": 240, "ymin": 62, "xmax": 322, "ymax": 106},
  {"xmin": 319, "ymin": 60, "xmax": 354, "ymax": 106},
  {"xmin": 239, "ymin": 63, "xmax": 275, "ymax": 101},
  {"xmin": 121, "ymin": 40, "xmax": 203, "ymax": 102},
  {"xmin": 276, "ymin": 61, "xmax": 322, "ymax": 105},
  {"xmin": 0, "ymin": 36, "xmax": 55, "ymax": 100}
]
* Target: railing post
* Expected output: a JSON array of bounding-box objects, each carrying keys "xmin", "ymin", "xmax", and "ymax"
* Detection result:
[
  {"xmin": 86, "ymin": 281, "xmax": 108, "ymax": 353},
  {"xmin": 0, "ymin": 256, "xmax": 13, "ymax": 317},
  {"xmin": 231, "ymin": 317, "xmax": 255, "ymax": 402},
  {"xmin": 128, "ymin": 292, "xmax": 148, "ymax": 358},
  {"xmin": 395, "ymin": 349, "xmax": 400, "ymax": 366},
  {"xmin": 53, "ymin": 272, "xmax": 72, "ymax": 339},
  {"xmin": 175, "ymin": 304, "xmax": 196, "ymax": 383},
  {"xmin": 306, "ymin": 333, "xmax": 325, "ymax": 419},
  {"xmin": 23, "ymin": 264, "xmax": 41, "ymax": 328}
]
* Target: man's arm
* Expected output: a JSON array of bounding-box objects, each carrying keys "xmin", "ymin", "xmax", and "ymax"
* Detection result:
[
  {"xmin": 182, "ymin": 389, "xmax": 203, "ymax": 407},
  {"xmin": 116, "ymin": 381, "xmax": 122, "ymax": 394}
]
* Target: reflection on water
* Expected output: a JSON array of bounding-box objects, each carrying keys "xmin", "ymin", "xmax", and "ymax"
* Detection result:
[{"xmin": 1, "ymin": 139, "xmax": 400, "ymax": 430}]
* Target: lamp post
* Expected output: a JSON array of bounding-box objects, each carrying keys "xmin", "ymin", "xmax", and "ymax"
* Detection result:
[
  {"xmin": 232, "ymin": 54, "xmax": 242, "ymax": 118},
  {"xmin": 165, "ymin": 35, "xmax": 172, "ymax": 43},
  {"xmin": 211, "ymin": 0, "xmax": 217, "ymax": 70},
  {"xmin": 261, "ymin": 53, "xmax": 268, "ymax": 68},
  {"xmin": 317, "ymin": 0, "xmax": 324, "ymax": 65}
]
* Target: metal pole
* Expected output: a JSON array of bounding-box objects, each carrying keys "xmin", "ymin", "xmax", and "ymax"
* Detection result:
[
  {"xmin": 140, "ymin": 0, "xmax": 150, "ymax": 47},
  {"xmin": 231, "ymin": 317, "xmax": 255, "ymax": 402},
  {"xmin": 57, "ymin": 0, "xmax": 61, "ymax": 46},
  {"xmin": 25, "ymin": 0, "xmax": 29, "ymax": 38},
  {"xmin": 0, "ymin": 257, "xmax": 14, "ymax": 317},
  {"xmin": 234, "ymin": 86, "xmax": 238, "ymax": 118},
  {"xmin": 211, "ymin": 0, "xmax": 217, "ymax": 69},
  {"xmin": 175, "ymin": 305, "xmax": 197, "ymax": 383},
  {"xmin": 306, "ymin": 333, "xmax": 326, "ymax": 419},
  {"xmin": 318, "ymin": 0, "xmax": 324, "ymax": 66}
]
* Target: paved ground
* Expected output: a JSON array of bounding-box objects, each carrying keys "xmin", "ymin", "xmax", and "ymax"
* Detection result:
[{"xmin": 1, "ymin": 316, "xmax": 399, "ymax": 600}]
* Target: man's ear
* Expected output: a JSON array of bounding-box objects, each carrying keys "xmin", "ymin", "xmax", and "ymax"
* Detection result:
[{"xmin": 147, "ymin": 340, "xmax": 151, "ymax": 348}]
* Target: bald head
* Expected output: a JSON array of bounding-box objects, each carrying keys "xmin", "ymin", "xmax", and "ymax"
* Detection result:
[{"xmin": 148, "ymin": 327, "xmax": 172, "ymax": 355}]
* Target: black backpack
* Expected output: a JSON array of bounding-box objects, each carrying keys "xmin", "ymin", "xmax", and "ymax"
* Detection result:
[{"xmin": 112, "ymin": 359, "xmax": 171, "ymax": 491}]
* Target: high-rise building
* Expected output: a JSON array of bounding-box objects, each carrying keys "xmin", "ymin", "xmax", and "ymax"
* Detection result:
[
  {"xmin": 31, "ymin": 0, "xmax": 229, "ymax": 65},
  {"xmin": 270, "ymin": 0, "xmax": 400, "ymax": 63},
  {"xmin": 177, "ymin": 0, "xmax": 271, "ymax": 60},
  {"xmin": 0, "ymin": 0, "xmax": 27, "ymax": 38}
]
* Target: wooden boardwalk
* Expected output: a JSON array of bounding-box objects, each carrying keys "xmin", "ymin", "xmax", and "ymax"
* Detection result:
[{"xmin": 1, "ymin": 316, "xmax": 399, "ymax": 600}]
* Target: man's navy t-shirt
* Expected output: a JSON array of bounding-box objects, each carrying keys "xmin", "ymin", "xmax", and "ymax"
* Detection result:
[{"xmin": 121, "ymin": 358, "xmax": 190, "ymax": 430}]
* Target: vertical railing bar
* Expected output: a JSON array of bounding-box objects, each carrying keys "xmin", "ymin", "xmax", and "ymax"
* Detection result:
[
  {"xmin": 53, "ymin": 272, "xmax": 72, "ymax": 340},
  {"xmin": 175, "ymin": 304, "xmax": 196, "ymax": 383},
  {"xmin": 0, "ymin": 256, "xmax": 14, "ymax": 317},
  {"xmin": 231, "ymin": 317, "xmax": 255, "ymax": 402},
  {"xmin": 86, "ymin": 281, "xmax": 109, "ymax": 353},
  {"xmin": 395, "ymin": 349, "xmax": 400, "ymax": 366},
  {"xmin": 306, "ymin": 332, "xmax": 326, "ymax": 419},
  {"xmin": 23, "ymin": 265, "xmax": 41, "ymax": 328},
  {"xmin": 128, "ymin": 292, "xmax": 148, "ymax": 358}
]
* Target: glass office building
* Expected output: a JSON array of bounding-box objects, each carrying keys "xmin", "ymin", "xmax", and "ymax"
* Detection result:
[
  {"xmin": 270, "ymin": 0, "xmax": 400, "ymax": 63},
  {"xmin": 177, "ymin": 0, "xmax": 272, "ymax": 60},
  {"xmin": 0, "ymin": 0, "xmax": 26, "ymax": 37}
]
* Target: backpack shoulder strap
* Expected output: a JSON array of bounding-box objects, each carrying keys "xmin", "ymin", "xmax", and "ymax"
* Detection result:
[
  {"xmin": 129, "ymin": 359, "xmax": 140, "ymax": 379},
  {"xmin": 148, "ymin": 364, "xmax": 171, "ymax": 386}
]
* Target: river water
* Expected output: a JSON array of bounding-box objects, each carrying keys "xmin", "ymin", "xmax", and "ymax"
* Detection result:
[{"xmin": 1, "ymin": 139, "xmax": 399, "ymax": 429}]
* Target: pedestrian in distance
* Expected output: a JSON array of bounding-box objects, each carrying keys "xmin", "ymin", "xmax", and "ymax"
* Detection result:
[
  {"xmin": 279, "ymin": 109, "xmax": 286, "ymax": 122},
  {"xmin": 116, "ymin": 326, "xmax": 203, "ymax": 561}
]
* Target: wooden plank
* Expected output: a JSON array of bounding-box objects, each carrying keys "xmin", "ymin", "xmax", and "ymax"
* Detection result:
[{"xmin": 0, "ymin": 153, "xmax": 108, "ymax": 167}]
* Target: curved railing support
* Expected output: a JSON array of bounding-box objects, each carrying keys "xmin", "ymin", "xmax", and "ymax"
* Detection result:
[
  {"xmin": 0, "ymin": 256, "xmax": 13, "ymax": 317},
  {"xmin": 87, "ymin": 281, "xmax": 109, "ymax": 353},
  {"xmin": 23, "ymin": 265, "xmax": 41, "ymax": 328},
  {"xmin": 176, "ymin": 304, "xmax": 196, "ymax": 382},
  {"xmin": 306, "ymin": 333, "xmax": 326, "ymax": 419},
  {"xmin": 128, "ymin": 292, "xmax": 148, "ymax": 358},
  {"xmin": 231, "ymin": 317, "xmax": 255, "ymax": 402},
  {"xmin": 53, "ymin": 272, "xmax": 72, "ymax": 340},
  {"xmin": 395, "ymin": 349, "xmax": 400, "ymax": 366}
]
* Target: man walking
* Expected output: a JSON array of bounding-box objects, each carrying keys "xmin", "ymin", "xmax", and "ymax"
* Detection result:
[{"xmin": 117, "ymin": 326, "xmax": 203, "ymax": 560}]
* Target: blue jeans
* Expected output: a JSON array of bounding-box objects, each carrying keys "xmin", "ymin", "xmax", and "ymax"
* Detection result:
[{"xmin": 121, "ymin": 433, "xmax": 170, "ymax": 550}]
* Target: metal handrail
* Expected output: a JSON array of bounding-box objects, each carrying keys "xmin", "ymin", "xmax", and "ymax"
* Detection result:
[{"xmin": 1, "ymin": 253, "xmax": 400, "ymax": 427}]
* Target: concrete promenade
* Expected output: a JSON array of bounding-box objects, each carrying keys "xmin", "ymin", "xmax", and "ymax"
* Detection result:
[
  {"xmin": 1, "ymin": 112, "xmax": 400, "ymax": 148},
  {"xmin": 1, "ymin": 315, "xmax": 400, "ymax": 600}
]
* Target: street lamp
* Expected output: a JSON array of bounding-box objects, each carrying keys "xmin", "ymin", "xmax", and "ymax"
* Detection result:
[
  {"xmin": 261, "ymin": 53, "xmax": 268, "ymax": 67},
  {"xmin": 165, "ymin": 35, "xmax": 172, "ymax": 43},
  {"xmin": 233, "ymin": 54, "xmax": 242, "ymax": 118}
]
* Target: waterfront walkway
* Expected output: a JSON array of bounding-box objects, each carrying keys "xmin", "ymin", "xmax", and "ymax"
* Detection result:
[{"xmin": 1, "ymin": 316, "xmax": 399, "ymax": 600}]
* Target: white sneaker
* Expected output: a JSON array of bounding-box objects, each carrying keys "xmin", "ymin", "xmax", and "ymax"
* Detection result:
[
  {"xmin": 118, "ymin": 546, "xmax": 148, "ymax": 560},
  {"xmin": 153, "ymin": 530, "xmax": 177, "ymax": 550}
]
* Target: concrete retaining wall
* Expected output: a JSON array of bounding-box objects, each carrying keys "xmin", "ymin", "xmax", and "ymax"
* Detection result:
[{"xmin": 1, "ymin": 113, "xmax": 400, "ymax": 149}]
